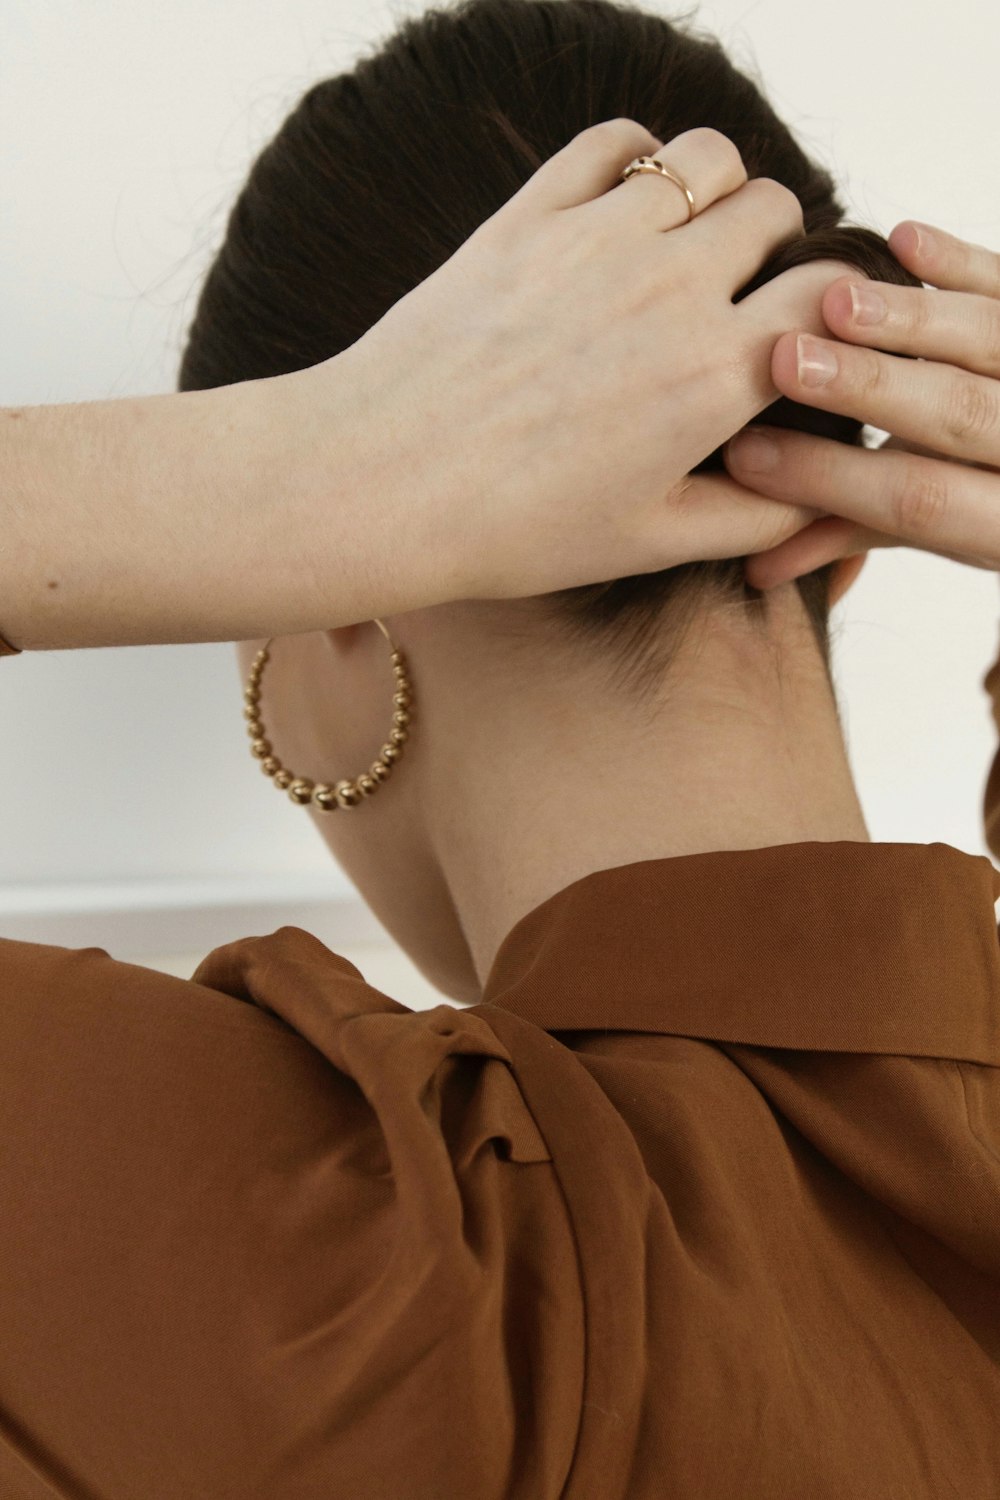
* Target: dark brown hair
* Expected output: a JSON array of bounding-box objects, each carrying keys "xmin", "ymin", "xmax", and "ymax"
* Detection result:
[{"xmin": 178, "ymin": 0, "xmax": 921, "ymax": 698}]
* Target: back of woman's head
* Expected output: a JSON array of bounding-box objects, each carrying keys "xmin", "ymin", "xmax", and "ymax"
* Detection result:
[{"xmin": 178, "ymin": 0, "xmax": 922, "ymax": 697}]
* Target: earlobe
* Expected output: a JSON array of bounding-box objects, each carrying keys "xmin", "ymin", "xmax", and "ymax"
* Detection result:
[
  {"xmin": 325, "ymin": 622, "xmax": 364, "ymax": 651},
  {"xmin": 828, "ymin": 552, "xmax": 868, "ymax": 607}
]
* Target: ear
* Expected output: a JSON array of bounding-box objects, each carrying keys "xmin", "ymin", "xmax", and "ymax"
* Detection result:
[{"xmin": 828, "ymin": 552, "xmax": 868, "ymax": 608}]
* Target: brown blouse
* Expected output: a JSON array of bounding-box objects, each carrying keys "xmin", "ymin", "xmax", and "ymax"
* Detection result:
[{"xmin": 4, "ymin": 646, "xmax": 1000, "ymax": 1497}]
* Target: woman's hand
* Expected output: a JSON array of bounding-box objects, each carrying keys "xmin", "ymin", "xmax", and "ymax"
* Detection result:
[
  {"xmin": 0, "ymin": 120, "xmax": 868, "ymax": 653},
  {"xmin": 306, "ymin": 119, "xmax": 859, "ymax": 610},
  {"xmin": 721, "ymin": 222, "xmax": 1000, "ymax": 588}
]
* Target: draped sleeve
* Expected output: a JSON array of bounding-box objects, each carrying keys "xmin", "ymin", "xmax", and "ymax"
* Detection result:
[{"xmin": 0, "ymin": 927, "xmax": 583, "ymax": 1500}]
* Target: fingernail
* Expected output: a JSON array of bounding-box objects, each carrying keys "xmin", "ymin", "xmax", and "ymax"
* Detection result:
[
  {"xmin": 908, "ymin": 222, "xmax": 936, "ymax": 255},
  {"xmin": 797, "ymin": 334, "xmax": 838, "ymax": 387},
  {"xmin": 849, "ymin": 283, "xmax": 886, "ymax": 324},
  {"xmin": 726, "ymin": 427, "xmax": 780, "ymax": 472}
]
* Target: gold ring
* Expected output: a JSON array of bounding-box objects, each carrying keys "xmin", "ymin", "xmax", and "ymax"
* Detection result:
[{"xmin": 619, "ymin": 156, "xmax": 696, "ymax": 222}]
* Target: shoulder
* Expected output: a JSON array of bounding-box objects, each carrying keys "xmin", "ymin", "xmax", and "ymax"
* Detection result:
[{"xmin": 0, "ymin": 927, "xmax": 573, "ymax": 1499}]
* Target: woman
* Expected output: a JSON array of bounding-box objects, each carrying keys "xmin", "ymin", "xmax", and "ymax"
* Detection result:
[{"xmin": 3, "ymin": 2, "xmax": 1000, "ymax": 1496}]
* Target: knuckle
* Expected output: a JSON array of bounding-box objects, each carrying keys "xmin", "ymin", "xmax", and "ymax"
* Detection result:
[
  {"xmin": 746, "ymin": 175, "xmax": 805, "ymax": 231},
  {"xmin": 685, "ymin": 125, "xmax": 731, "ymax": 150},
  {"xmin": 944, "ymin": 375, "xmax": 999, "ymax": 444},
  {"xmin": 890, "ymin": 464, "xmax": 950, "ymax": 538},
  {"xmin": 852, "ymin": 347, "xmax": 889, "ymax": 401},
  {"xmin": 589, "ymin": 116, "xmax": 639, "ymax": 134},
  {"xmin": 668, "ymin": 473, "xmax": 697, "ymax": 514},
  {"xmin": 585, "ymin": 116, "xmax": 654, "ymax": 152},
  {"xmin": 685, "ymin": 126, "xmax": 745, "ymax": 172}
]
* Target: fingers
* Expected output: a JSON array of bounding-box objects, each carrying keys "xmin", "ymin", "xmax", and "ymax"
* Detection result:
[
  {"xmin": 514, "ymin": 117, "xmax": 665, "ymax": 212},
  {"xmin": 723, "ymin": 425, "xmax": 1000, "ymax": 569},
  {"xmin": 586, "ymin": 125, "xmax": 749, "ymax": 231},
  {"xmin": 742, "ymin": 515, "xmax": 872, "ymax": 591},
  {"xmin": 818, "ymin": 275, "xmax": 1000, "ymax": 381},
  {"xmin": 887, "ymin": 220, "xmax": 1000, "ymax": 300},
  {"xmin": 678, "ymin": 176, "xmax": 805, "ymax": 294},
  {"xmin": 766, "ymin": 330, "xmax": 1000, "ymax": 468},
  {"xmin": 663, "ymin": 471, "xmax": 829, "ymax": 567},
  {"xmin": 737, "ymin": 258, "xmax": 874, "ymax": 374}
]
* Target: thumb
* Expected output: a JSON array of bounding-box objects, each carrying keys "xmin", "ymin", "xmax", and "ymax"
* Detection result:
[{"xmin": 666, "ymin": 471, "xmax": 831, "ymax": 569}]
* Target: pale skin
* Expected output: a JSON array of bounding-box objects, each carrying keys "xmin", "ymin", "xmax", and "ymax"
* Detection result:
[
  {"xmin": 233, "ymin": 577, "xmax": 868, "ymax": 1002},
  {"xmin": 1, "ymin": 125, "xmax": 851, "ymax": 650},
  {"xmin": 4, "ymin": 122, "xmax": 999, "ymax": 1002}
]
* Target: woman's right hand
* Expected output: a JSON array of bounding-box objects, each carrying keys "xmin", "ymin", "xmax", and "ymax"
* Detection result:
[
  {"xmin": 288, "ymin": 119, "xmax": 863, "ymax": 613},
  {"xmin": 720, "ymin": 221, "xmax": 1000, "ymax": 588}
]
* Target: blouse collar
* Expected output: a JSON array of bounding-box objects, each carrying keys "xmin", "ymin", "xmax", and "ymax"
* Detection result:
[{"xmin": 474, "ymin": 841, "xmax": 1000, "ymax": 1063}]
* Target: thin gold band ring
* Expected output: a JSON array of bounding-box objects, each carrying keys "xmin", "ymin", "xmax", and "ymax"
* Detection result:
[{"xmin": 618, "ymin": 156, "xmax": 697, "ymax": 222}]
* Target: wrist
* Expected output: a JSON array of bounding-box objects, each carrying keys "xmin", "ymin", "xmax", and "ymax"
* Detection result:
[{"xmin": 261, "ymin": 352, "xmax": 443, "ymax": 629}]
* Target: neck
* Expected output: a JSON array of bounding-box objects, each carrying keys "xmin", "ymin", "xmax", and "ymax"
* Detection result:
[{"xmin": 415, "ymin": 589, "xmax": 870, "ymax": 986}]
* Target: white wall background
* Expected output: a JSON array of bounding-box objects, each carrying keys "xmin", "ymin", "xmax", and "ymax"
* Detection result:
[{"xmin": 2, "ymin": 0, "xmax": 999, "ymax": 1002}]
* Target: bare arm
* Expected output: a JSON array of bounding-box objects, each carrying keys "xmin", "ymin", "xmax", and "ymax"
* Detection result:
[
  {"xmin": 1, "ymin": 123, "xmax": 865, "ymax": 662},
  {"xmin": 0, "ymin": 367, "xmax": 429, "ymax": 653}
]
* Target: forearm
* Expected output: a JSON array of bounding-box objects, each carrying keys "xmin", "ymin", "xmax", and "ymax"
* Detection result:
[{"xmin": 0, "ymin": 361, "xmax": 428, "ymax": 653}]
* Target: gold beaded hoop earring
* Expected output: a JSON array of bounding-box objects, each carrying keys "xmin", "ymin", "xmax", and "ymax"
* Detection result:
[{"xmin": 243, "ymin": 619, "xmax": 413, "ymax": 811}]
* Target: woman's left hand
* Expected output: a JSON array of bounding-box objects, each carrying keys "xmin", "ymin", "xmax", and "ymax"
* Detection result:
[{"xmin": 722, "ymin": 221, "xmax": 1000, "ymax": 588}]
